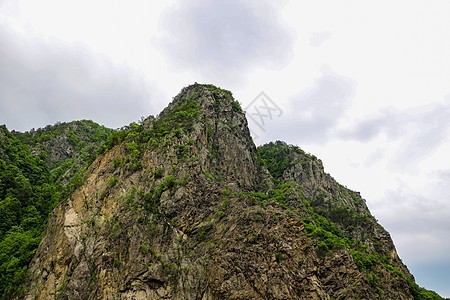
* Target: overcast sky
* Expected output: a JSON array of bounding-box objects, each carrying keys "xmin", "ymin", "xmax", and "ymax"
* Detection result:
[{"xmin": 1, "ymin": 0, "xmax": 450, "ymax": 296}]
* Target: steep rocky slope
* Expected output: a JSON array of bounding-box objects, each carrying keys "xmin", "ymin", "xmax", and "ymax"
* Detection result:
[{"xmin": 18, "ymin": 84, "xmax": 444, "ymax": 299}]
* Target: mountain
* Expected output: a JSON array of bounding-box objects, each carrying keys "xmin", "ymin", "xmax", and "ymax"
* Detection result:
[
  {"xmin": 4, "ymin": 83, "xmax": 444, "ymax": 299},
  {"xmin": 0, "ymin": 121, "xmax": 114, "ymax": 298}
]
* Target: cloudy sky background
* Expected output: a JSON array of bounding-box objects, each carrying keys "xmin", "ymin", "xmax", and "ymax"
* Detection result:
[{"xmin": 1, "ymin": 0, "xmax": 450, "ymax": 296}]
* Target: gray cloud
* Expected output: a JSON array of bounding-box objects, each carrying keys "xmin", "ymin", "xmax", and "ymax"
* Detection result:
[
  {"xmin": 310, "ymin": 31, "xmax": 331, "ymax": 47},
  {"xmin": 371, "ymin": 175, "xmax": 450, "ymax": 297},
  {"xmin": 363, "ymin": 148, "xmax": 385, "ymax": 167},
  {"xmin": 251, "ymin": 67, "xmax": 356, "ymax": 145},
  {"xmin": 337, "ymin": 101, "xmax": 450, "ymax": 171},
  {"xmin": 0, "ymin": 26, "xmax": 163, "ymax": 132},
  {"xmin": 156, "ymin": 0, "xmax": 294, "ymax": 87},
  {"xmin": 392, "ymin": 104, "xmax": 450, "ymax": 169},
  {"xmin": 337, "ymin": 108, "xmax": 400, "ymax": 142}
]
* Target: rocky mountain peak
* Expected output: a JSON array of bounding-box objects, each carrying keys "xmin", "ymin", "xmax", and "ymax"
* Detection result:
[
  {"xmin": 162, "ymin": 83, "xmax": 239, "ymax": 118},
  {"xmin": 145, "ymin": 83, "xmax": 269, "ymax": 191},
  {"xmin": 15, "ymin": 84, "xmax": 444, "ymax": 300}
]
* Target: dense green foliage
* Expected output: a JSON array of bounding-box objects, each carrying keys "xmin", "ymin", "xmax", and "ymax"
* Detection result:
[
  {"xmin": 13, "ymin": 120, "xmax": 115, "ymax": 185},
  {"xmin": 0, "ymin": 121, "xmax": 114, "ymax": 299},
  {"xmin": 257, "ymin": 141, "xmax": 317, "ymax": 179},
  {"xmin": 0, "ymin": 126, "xmax": 61, "ymax": 298},
  {"xmin": 14, "ymin": 120, "xmax": 114, "ymax": 149},
  {"xmin": 257, "ymin": 141, "xmax": 293, "ymax": 179}
]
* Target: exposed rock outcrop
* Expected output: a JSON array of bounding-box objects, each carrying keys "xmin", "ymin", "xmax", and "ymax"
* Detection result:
[{"xmin": 20, "ymin": 84, "xmax": 424, "ymax": 299}]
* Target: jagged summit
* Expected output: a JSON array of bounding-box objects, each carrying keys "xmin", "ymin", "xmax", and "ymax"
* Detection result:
[
  {"xmin": 137, "ymin": 83, "xmax": 267, "ymax": 191},
  {"xmin": 14, "ymin": 84, "xmax": 444, "ymax": 300},
  {"xmin": 161, "ymin": 83, "xmax": 240, "ymax": 116}
]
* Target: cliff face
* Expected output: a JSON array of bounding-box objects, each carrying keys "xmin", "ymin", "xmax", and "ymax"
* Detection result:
[{"xmin": 19, "ymin": 84, "xmax": 431, "ymax": 299}]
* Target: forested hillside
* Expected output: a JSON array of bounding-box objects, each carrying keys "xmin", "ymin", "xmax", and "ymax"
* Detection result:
[
  {"xmin": 0, "ymin": 125, "xmax": 59, "ymax": 296},
  {"xmin": 0, "ymin": 121, "xmax": 114, "ymax": 298},
  {"xmin": 13, "ymin": 120, "xmax": 115, "ymax": 185}
]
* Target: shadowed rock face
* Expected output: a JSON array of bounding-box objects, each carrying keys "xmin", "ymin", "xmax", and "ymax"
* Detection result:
[{"xmin": 20, "ymin": 84, "xmax": 417, "ymax": 299}]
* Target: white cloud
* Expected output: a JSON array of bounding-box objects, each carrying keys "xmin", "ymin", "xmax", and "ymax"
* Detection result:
[
  {"xmin": 336, "ymin": 100, "xmax": 450, "ymax": 172},
  {"xmin": 372, "ymin": 176, "xmax": 450, "ymax": 268},
  {"xmin": 248, "ymin": 66, "xmax": 356, "ymax": 145},
  {"xmin": 156, "ymin": 0, "xmax": 295, "ymax": 87}
]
